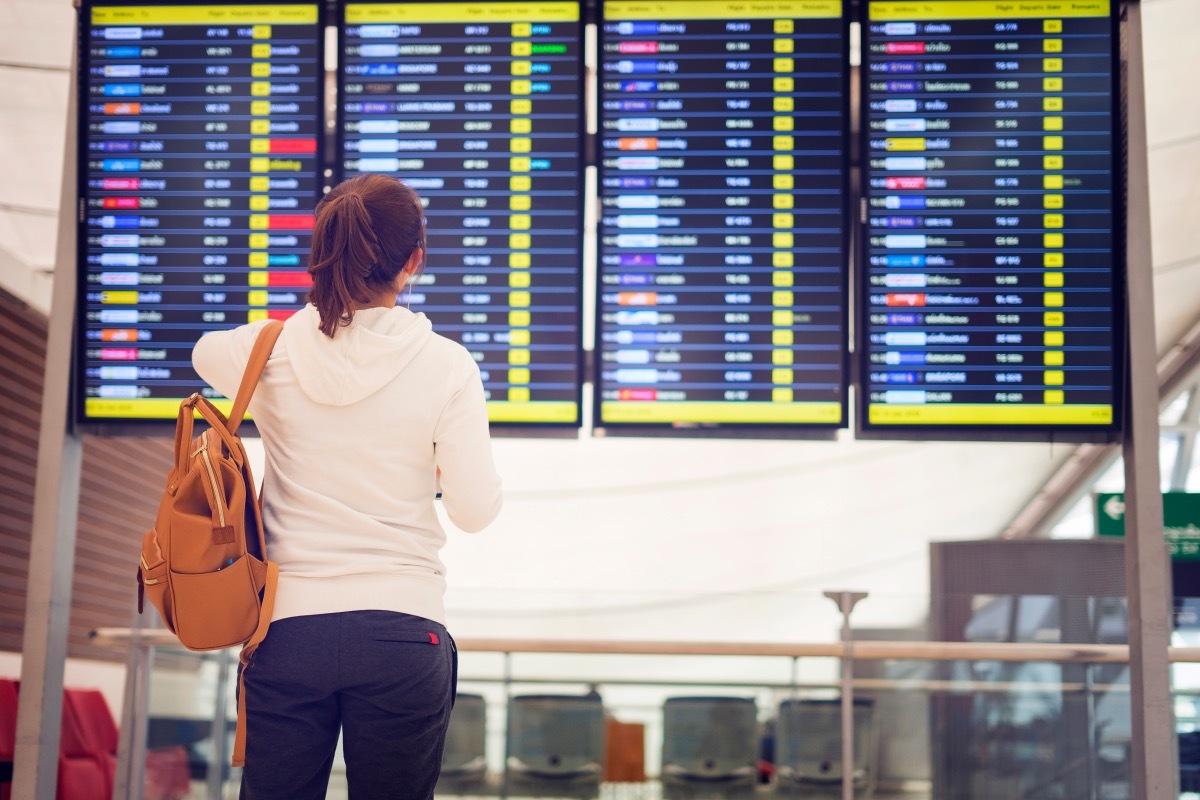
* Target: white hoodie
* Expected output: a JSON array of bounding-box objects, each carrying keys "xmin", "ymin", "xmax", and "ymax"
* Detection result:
[{"xmin": 192, "ymin": 303, "xmax": 502, "ymax": 625}]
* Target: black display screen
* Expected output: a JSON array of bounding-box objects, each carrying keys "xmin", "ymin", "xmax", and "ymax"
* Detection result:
[
  {"xmin": 858, "ymin": 0, "xmax": 1121, "ymax": 436},
  {"xmin": 339, "ymin": 0, "xmax": 585, "ymax": 427},
  {"xmin": 594, "ymin": 0, "xmax": 849, "ymax": 433},
  {"xmin": 77, "ymin": 0, "xmax": 324, "ymax": 424}
]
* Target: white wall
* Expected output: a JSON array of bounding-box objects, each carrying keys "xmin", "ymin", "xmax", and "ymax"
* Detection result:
[
  {"xmin": 434, "ymin": 433, "xmax": 1074, "ymax": 644},
  {"xmin": 1144, "ymin": 0, "xmax": 1200, "ymax": 355},
  {"xmin": 0, "ymin": 652, "xmax": 126, "ymax": 721},
  {"xmin": 0, "ymin": 0, "xmax": 73, "ymax": 312}
]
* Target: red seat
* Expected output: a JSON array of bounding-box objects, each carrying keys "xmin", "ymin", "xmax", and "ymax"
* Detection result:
[
  {"xmin": 56, "ymin": 755, "xmax": 108, "ymax": 800},
  {"xmin": 60, "ymin": 689, "xmax": 116, "ymax": 800},
  {"xmin": 64, "ymin": 689, "xmax": 117, "ymax": 787},
  {"xmin": 143, "ymin": 746, "xmax": 190, "ymax": 800},
  {"xmin": 0, "ymin": 680, "xmax": 17, "ymax": 759},
  {"xmin": 0, "ymin": 680, "xmax": 17, "ymax": 800},
  {"xmin": 64, "ymin": 691, "xmax": 117, "ymax": 757},
  {"xmin": 0, "ymin": 683, "xmax": 119, "ymax": 800}
]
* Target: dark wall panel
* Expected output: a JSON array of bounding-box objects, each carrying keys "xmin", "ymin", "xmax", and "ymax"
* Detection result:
[{"xmin": 0, "ymin": 288, "xmax": 172, "ymax": 662}]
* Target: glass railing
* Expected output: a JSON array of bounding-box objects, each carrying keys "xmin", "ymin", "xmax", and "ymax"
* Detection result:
[{"xmin": 88, "ymin": 588, "xmax": 1200, "ymax": 800}]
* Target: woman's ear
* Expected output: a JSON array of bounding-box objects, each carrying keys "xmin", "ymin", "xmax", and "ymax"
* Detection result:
[
  {"xmin": 403, "ymin": 247, "xmax": 424, "ymax": 277},
  {"xmin": 397, "ymin": 250, "xmax": 421, "ymax": 288}
]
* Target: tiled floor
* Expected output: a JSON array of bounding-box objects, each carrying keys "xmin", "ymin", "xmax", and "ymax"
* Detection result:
[{"xmin": 210, "ymin": 776, "xmax": 930, "ymax": 800}]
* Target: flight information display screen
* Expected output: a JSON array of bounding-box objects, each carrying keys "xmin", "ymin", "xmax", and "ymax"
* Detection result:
[
  {"xmin": 340, "ymin": 1, "xmax": 585, "ymax": 427},
  {"xmin": 595, "ymin": 0, "xmax": 849, "ymax": 432},
  {"xmin": 859, "ymin": 0, "xmax": 1120, "ymax": 435},
  {"xmin": 78, "ymin": 1, "xmax": 323, "ymax": 424}
]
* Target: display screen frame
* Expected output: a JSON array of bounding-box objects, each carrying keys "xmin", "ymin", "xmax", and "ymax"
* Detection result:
[
  {"xmin": 74, "ymin": 0, "xmax": 328, "ymax": 436},
  {"xmin": 592, "ymin": 0, "xmax": 853, "ymax": 440},
  {"xmin": 335, "ymin": 0, "xmax": 589, "ymax": 434},
  {"xmin": 853, "ymin": 0, "xmax": 1126, "ymax": 443}
]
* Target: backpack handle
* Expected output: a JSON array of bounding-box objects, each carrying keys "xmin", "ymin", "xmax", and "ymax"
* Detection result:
[
  {"xmin": 173, "ymin": 398, "xmax": 198, "ymax": 476},
  {"xmin": 227, "ymin": 320, "xmax": 285, "ymax": 436},
  {"xmin": 174, "ymin": 396, "xmax": 240, "ymax": 474},
  {"xmin": 173, "ymin": 321, "xmax": 284, "ymax": 475}
]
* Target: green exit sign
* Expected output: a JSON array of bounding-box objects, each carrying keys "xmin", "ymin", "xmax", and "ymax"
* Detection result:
[{"xmin": 1096, "ymin": 492, "xmax": 1200, "ymax": 561}]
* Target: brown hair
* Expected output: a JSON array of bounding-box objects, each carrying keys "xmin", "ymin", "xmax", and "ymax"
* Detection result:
[{"xmin": 307, "ymin": 174, "xmax": 426, "ymax": 337}]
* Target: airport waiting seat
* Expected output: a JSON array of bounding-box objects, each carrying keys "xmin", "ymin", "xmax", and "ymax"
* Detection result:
[
  {"xmin": 142, "ymin": 746, "xmax": 190, "ymax": 800},
  {"xmin": 1180, "ymin": 732, "xmax": 1200, "ymax": 793},
  {"xmin": 506, "ymin": 694, "xmax": 605, "ymax": 799},
  {"xmin": 64, "ymin": 690, "xmax": 118, "ymax": 784},
  {"xmin": 0, "ymin": 684, "xmax": 126, "ymax": 800},
  {"xmin": 661, "ymin": 696, "xmax": 758, "ymax": 800},
  {"xmin": 57, "ymin": 757, "xmax": 109, "ymax": 800},
  {"xmin": 775, "ymin": 698, "xmax": 878, "ymax": 798},
  {"xmin": 437, "ymin": 693, "xmax": 488, "ymax": 795},
  {"xmin": 58, "ymin": 691, "xmax": 109, "ymax": 800},
  {"xmin": 147, "ymin": 716, "xmax": 218, "ymax": 783},
  {"xmin": 60, "ymin": 688, "xmax": 121, "ymax": 800},
  {"xmin": 0, "ymin": 680, "xmax": 17, "ymax": 800}
]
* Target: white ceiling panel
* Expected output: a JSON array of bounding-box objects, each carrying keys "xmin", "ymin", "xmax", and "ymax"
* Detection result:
[
  {"xmin": 0, "ymin": 0, "xmax": 75, "ymax": 70},
  {"xmin": 1148, "ymin": 138, "xmax": 1200, "ymax": 275},
  {"xmin": 437, "ymin": 434, "xmax": 1070, "ymax": 640},
  {"xmin": 1143, "ymin": 0, "xmax": 1200, "ymax": 148},
  {"xmin": 0, "ymin": 212, "xmax": 56, "ymax": 274},
  {"xmin": 0, "ymin": 69, "xmax": 69, "ymax": 211},
  {"xmin": 1153, "ymin": 258, "xmax": 1200, "ymax": 355}
]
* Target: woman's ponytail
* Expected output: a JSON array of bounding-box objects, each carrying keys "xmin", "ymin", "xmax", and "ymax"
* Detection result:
[{"xmin": 307, "ymin": 175, "xmax": 426, "ymax": 337}]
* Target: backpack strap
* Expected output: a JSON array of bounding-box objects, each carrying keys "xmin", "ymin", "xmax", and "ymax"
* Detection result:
[
  {"xmin": 227, "ymin": 320, "xmax": 285, "ymax": 436},
  {"xmin": 231, "ymin": 560, "xmax": 278, "ymax": 768},
  {"xmin": 174, "ymin": 395, "xmax": 240, "ymax": 475},
  {"xmin": 172, "ymin": 397, "xmax": 198, "ymax": 476},
  {"xmin": 179, "ymin": 395, "xmax": 243, "ymax": 466},
  {"xmin": 224, "ymin": 319, "xmax": 283, "ymax": 766}
]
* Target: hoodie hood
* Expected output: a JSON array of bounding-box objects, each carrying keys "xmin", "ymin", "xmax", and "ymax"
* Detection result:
[{"xmin": 282, "ymin": 303, "xmax": 434, "ymax": 406}]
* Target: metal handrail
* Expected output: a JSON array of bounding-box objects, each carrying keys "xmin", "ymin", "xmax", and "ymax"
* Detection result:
[{"xmin": 88, "ymin": 627, "xmax": 1200, "ymax": 663}]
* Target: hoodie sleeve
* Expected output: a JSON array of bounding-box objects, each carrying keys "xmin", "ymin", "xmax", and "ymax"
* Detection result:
[
  {"xmin": 192, "ymin": 320, "xmax": 272, "ymax": 400},
  {"xmin": 433, "ymin": 356, "xmax": 503, "ymax": 533}
]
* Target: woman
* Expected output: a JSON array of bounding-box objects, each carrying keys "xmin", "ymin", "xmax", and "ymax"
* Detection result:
[{"xmin": 193, "ymin": 173, "xmax": 502, "ymax": 799}]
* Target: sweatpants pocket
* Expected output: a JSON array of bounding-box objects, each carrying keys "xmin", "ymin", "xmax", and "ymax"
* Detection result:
[{"xmin": 372, "ymin": 630, "xmax": 443, "ymax": 645}]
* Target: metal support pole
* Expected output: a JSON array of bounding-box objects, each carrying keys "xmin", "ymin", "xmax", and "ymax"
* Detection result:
[
  {"xmin": 824, "ymin": 591, "xmax": 867, "ymax": 800},
  {"xmin": 112, "ymin": 608, "xmax": 150, "ymax": 800},
  {"xmin": 501, "ymin": 651, "xmax": 512, "ymax": 800},
  {"xmin": 12, "ymin": 28, "xmax": 85, "ymax": 800},
  {"xmin": 1085, "ymin": 663, "xmax": 1098, "ymax": 800},
  {"xmin": 1121, "ymin": 3, "xmax": 1177, "ymax": 799},
  {"xmin": 208, "ymin": 649, "xmax": 234, "ymax": 798},
  {"xmin": 129, "ymin": 648, "xmax": 151, "ymax": 800}
]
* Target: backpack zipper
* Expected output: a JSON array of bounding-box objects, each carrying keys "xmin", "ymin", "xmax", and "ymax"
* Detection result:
[
  {"xmin": 139, "ymin": 556, "xmax": 162, "ymax": 585},
  {"xmin": 196, "ymin": 432, "xmax": 227, "ymax": 528}
]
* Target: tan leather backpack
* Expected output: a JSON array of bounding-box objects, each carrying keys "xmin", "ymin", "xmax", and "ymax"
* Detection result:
[{"xmin": 136, "ymin": 320, "xmax": 282, "ymax": 766}]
